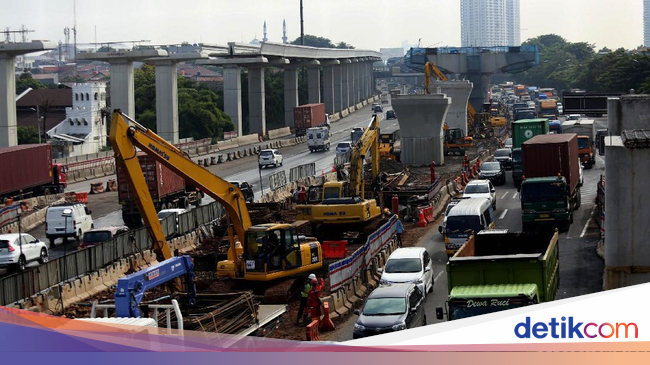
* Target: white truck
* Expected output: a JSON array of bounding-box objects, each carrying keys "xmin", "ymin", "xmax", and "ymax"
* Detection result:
[{"xmin": 307, "ymin": 126, "xmax": 331, "ymax": 152}]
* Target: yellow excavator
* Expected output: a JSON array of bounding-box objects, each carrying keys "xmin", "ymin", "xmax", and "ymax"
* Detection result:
[
  {"xmin": 109, "ymin": 110, "xmax": 322, "ymax": 282},
  {"xmin": 296, "ymin": 115, "xmax": 383, "ymax": 224}
]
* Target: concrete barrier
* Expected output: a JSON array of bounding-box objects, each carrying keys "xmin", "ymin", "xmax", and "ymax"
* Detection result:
[
  {"xmin": 321, "ymin": 295, "xmax": 338, "ymax": 320},
  {"xmin": 332, "ymin": 290, "xmax": 350, "ymax": 317},
  {"xmin": 236, "ymin": 134, "xmax": 259, "ymax": 146},
  {"xmin": 268, "ymin": 127, "xmax": 291, "ymax": 140},
  {"xmin": 218, "ymin": 139, "xmax": 239, "ymax": 150}
]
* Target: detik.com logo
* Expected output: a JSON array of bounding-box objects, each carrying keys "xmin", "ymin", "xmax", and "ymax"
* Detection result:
[{"xmin": 515, "ymin": 317, "xmax": 638, "ymax": 339}]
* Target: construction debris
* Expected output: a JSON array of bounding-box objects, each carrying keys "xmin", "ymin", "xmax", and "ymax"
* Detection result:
[{"xmin": 171, "ymin": 291, "xmax": 259, "ymax": 334}]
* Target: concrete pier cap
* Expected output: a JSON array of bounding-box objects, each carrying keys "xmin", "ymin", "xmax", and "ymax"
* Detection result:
[
  {"xmin": 432, "ymin": 80, "xmax": 473, "ymax": 134},
  {"xmin": 391, "ymin": 94, "xmax": 451, "ymax": 166},
  {"xmin": 608, "ymin": 95, "xmax": 650, "ymax": 134}
]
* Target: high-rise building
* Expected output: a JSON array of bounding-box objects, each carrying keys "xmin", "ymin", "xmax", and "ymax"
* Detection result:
[
  {"xmin": 460, "ymin": 0, "xmax": 520, "ymax": 47},
  {"xmin": 645, "ymin": 0, "xmax": 650, "ymax": 47}
]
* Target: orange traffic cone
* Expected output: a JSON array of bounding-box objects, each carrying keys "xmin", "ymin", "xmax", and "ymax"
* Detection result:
[{"xmin": 417, "ymin": 209, "xmax": 427, "ymax": 227}]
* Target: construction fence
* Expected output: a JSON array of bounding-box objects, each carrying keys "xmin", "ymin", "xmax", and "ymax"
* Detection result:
[
  {"xmin": 0, "ymin": 201, "xmax": 224, "ymax": 307},
  {"xmin": 289, "ymin": 163, "xmax": 316, "ymax": 182},
  {"xmin": 328, "ymin": 215, "xmax": 398, "ymax": 291}
]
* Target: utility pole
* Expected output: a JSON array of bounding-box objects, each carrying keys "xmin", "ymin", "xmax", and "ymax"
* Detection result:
[{"xmin": 300, "ymin": 0, "xmax": 304, "ymax": 46}]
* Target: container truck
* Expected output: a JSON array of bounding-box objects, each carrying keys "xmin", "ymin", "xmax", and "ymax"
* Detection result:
[
  {"xmin": 436, "ymin": 229, "xmax": 559, "ymax": 321},
  {"xmin": 562, "ymin": 119, "xmax": 596, "ymax": 168},
  {"xmin": 0, "ymin": 144, "xmax": 67, "ymax": 201},
  {"xmin": 520, "ymin": 134, "xmax": 581, "ymax": 231},
  {"xmin": 539, "ymin": 99, "xmax": 558, "ymax": 119},
  {"xmin": 511, "ymin": 119, "xmax": 550, "ymax": 188},
  {"xmin": 293, "ymin": 103, "xmax": 327, "ymax": 137},
  {"xmin": 117, "ymin": 153, "xmax": 202, "ymax": 227}
]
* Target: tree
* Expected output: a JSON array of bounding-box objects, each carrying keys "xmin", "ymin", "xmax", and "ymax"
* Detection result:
[
  {"xmin": 336, "ymin": 41, "xmax": 355, "ymax": 49},
  {"xmin": 16, "ymin": 73, "xmax": 45, "ymax": 94},
  {"xmin": 17, "ymin": 126, "xmax": 40, "ymax": 144},
  {"xmin": 62, "ymin": 75, "xmax": 86, "ymax": 83},
  {"xmin": 291, "ymin": 35, "xmax": 354, "ymax": 49}
]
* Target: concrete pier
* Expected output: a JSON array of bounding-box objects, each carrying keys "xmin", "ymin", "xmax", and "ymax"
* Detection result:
[
  {"xmin": 391, "ymin": 94, "xmax": 451, "ymax": 165},
  {"xmin": 307, "ymin": 67, "xmax": 321, "ymax": 104},
  {"xmin": 248, "ymin": 66, "xmax": 266, "ymax": 135},
  {"xmin": 284, "ymin": 67, "xmax": 299, "ymax": 128},
  {"xmin": 432, "ymin": 80, "xmax": 473, "ymax": 134}
]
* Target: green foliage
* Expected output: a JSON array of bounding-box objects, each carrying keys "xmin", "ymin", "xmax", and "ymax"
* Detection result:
[
  {"xmin": 17, "ymin": 126, "xmax": 40, "ymax": 144},
  {"xmin": 62, "ymin": 75, "xmax": 86, "ymax": 83},
  {"xmin": 16, "ymin": 73, "xmax": 45, "ymax": 94},
  {"xmin": 518, "ymin": 34, "xmax": 649, "ymax": 94},
  {"xmin": 291, "ymin": 34, "xmax": 354, "ymax": 49}
]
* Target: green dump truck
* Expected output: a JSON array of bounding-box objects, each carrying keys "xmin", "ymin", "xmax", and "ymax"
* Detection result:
[
  {"xmin": 521, "ymin": 134, "xmax": 581, "ymax": 232},
  {"xmin": 436, "ymin": 230, "xmax": 559, "ymax": 321},
  {"xmin": 511, "ymin": 119, "xmax": 550, "ymax": 188}
]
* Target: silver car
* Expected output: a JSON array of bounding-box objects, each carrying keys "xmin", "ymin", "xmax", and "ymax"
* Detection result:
[{"xmin": 378, "ymin": 247, "xmax": 434, "ymax": 297}]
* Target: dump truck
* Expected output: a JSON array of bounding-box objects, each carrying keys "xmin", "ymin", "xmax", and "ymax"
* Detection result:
[
  {"xmin": 0, "ymin": 144, "xmax": 67, "ymax": 201},
  {"xmin": 520, "ymin": 134, "xmax": 581, "ymax": 231},
  {"xmin": 117, "ymin": 153, "xmax": 202, "ymax": 227},
  {"xmin": 562, "ymin": 119, "xmax": 596, "ymax": 168},
  {"xmin": 436, "ymin": 230, "xmax": 559, "ymax": 321},
  {"xmin": 539, "ymin": 100, "xmax": 558, "ymax": 119},
  {"xmin": 294, "ymin": 103, "xmax": 326, "ymax": 137},
  {"xmin": 511, "ymin": 119, "xmax": 550, "ymax": 188}
]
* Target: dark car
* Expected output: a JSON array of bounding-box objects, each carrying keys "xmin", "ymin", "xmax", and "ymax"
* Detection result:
[
  {"xmin": 373, "ymin": 105, "xmax": 383, "ymax": 113},
  {"xmin": 478, "ymin": 161, "xmax": 506, "ymax": 185},
  {"xmin": 229, "ymin": 180, "xmax": 254, "ymax": 203},
  {"xmin": 493, "ymin": 148, "xmax": 513, "ymax": 170},
  {"xmin": 352, "ymin": 283, "xmax": 426, "ymax": 339},
  {"xmin": 386, "ymin": 110, "xmax": 396, "ymax": 120}
]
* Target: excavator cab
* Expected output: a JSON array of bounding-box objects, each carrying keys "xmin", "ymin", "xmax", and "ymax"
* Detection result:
[{"xmin": 444, "ymin": 125, "xmax": 473, "ymax": 156}]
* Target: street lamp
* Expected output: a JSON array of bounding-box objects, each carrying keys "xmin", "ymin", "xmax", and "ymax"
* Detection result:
[
  {"xmin": 62, "ymin": 208, "xmax": 72, "ymax": 280},
  {"xmin": 300, "ymin": 0, "xmax": 304, "ymax": 46}
]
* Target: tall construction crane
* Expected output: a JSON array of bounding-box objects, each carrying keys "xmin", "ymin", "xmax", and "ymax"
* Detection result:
[
  {"xmin": 109, "ymin": 110, "xmax": 322, "ymax": 281},
  {"xmin": 296, "ymin": 115, "xmax": 383, "ymax": 225}
]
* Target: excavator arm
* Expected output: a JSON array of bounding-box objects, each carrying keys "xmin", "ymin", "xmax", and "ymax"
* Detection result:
[
  {"xmin": 109, "ymin": 110, "xmax": 251, "ymax": 271},
  {"xmin": 349, "ymin": 115, "xmax": 382, "ymax": 205}
]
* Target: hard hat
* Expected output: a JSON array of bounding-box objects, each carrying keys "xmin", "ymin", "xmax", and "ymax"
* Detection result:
[{"xmin": 308, "ymin": 273, "xmax": 316, "ymax": 280}]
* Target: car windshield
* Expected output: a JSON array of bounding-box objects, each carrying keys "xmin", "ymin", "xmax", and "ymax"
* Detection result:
[
  {"xmin": 384, "ymin": 258, "xmax": 422, "ymax": 273},
  {"xmin": 522, "ymin": 182, "xmax": 565, "ymax": 202},
  {"xmin": 481, "ymin": 162, "xmax": 501, "ymax": 171},
  {"xmin": 362, "ymin": 297, "xmax": 406, "ymax": 316},
  {"xmin": 83, "ymin": 231, "xmax": 112, "ymax": 244},
  {"xmin": 512, "ymin": 149, "xmax": 522, "ymax": 162},
  {"xmin": 260, "ymin": 151, "xmax": 273, "ymax": 157},
  {"xmin": 0, "ymin": 240, "xmax": 10, "ymax": 249},
  {"xmin": 578, "ymin": 138, "xmax": 590, "ymax": 149},
  {"xmin": 494, "ymin": 150, "xmax": 510, "ymax": 157},
  {"xmin": 505, "ymin": 138, "xmax": 512, "ymax": 146},
  {"xmin": 230, "ymin": 182, "xmax": 240, "ymax": 187},
  {"xmin": 465, "ymin": 184, "xmax": 489, "ymax": 194},
  {"xmin": 337, "ymin": 143, "xmax": 350, "ymax": 149},
  {"xmin": 446, "ymin": 215, "xmax": 482, "ymax": 234}
]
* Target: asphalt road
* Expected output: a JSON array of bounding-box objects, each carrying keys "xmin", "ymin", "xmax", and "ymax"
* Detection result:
[{"xmin": 325, "ymin": 117, "xmax": 607, "ymax": 341}]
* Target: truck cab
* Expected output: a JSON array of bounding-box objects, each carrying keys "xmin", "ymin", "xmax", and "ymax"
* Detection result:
[
  {"xmin": 307, "ymin": 127, "xmax": 331, "ymax": 152},
  {"xmin": 520, "ymin": 176, "xmax": 577, "ymax": 231},
  {"xmin": 512, "ymin": 148, "xmax": 523, "ymax": 188},
  {"xmin": 577, "ymin": 136, "xmax": 596, "ymax": 168},
  {"xmin": 52, "ymin": 163, "xmax": 67, "ymax": 192}
]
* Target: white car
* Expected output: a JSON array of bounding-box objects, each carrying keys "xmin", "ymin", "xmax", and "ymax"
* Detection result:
[
  {"xmin": 578, "ymin": 158, "xmax": 584, "ymax": 187},
  {"xmin": 0, "ymin": 233, "xmax": 49, "ymax": 271},
  {"xmin": 463, "ymin": 180, "xmax": 497, "ymax": 210},
  {"xmin": 378, "ymin": 247, "xmax": 434, "ymax": 297},
  {"xmin": 336, "ymin": 141, "xmax": 353, "ymax": 156},
  {"xmin": 45, "ymin": 203, "xmax": 94, "ymax": 245},
  {"xmin": 258, "ymin": 149, "xmax": 283, "ymax": 168}
]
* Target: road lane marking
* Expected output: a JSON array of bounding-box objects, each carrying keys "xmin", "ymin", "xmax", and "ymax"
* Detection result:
[
  {"xmin": 434, "ymin": 270, "xmax": 444, "ymax": 283},
  {"xmin": 512, "ymin": 192, "xmax": 518, "ymax": 199},
  {"xmin": 580, "ymin": 210, "xmax": 595, "ymax": 238},
  {"xmin": 498, "ymin": 209, "xmax": 508, "ymax": 220},
  {"xmin": 501, "ymin": 191, "xmax": 509, "ymax": 199}
]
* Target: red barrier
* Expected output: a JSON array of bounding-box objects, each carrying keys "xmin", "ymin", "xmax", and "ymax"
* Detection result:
[
  {"xmin": 430, "ymin": 161, "xmax": 436, "ymax": 183},
  {"xmin": 417, "ymin": 209, "xmax": 427, "ymax": 227},
  {"xmin": 322, "ymin": 240, "xmax": 348, "ymax": 259},
  {"xmin": 306, "ymin": 320, "xmax": 321, "ymax": 341},
  {"xmin": 422, "ymin": 206, "xmax": 434, "ymax": 223},
  {"xmin": 319, "ymin": 302, "xmax": 336, "ymax": 332},
  {"xmin": 75, "ymin": 192, "xmax": 88, "ymax": 204},
  {"xmin": 391, "ymin": 195, "xmax": 399, "ymax": 215}
]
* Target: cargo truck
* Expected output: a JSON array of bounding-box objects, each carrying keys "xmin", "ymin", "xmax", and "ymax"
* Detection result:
[
  {"xmin": 294, "ymin": 103, "xmax": 327, "ymax": 137},
  {"xmin": 117, "ymin": 153, "xmax": 202, "ymax": 227},
  {"xmin": 0, "ymin": 144, "xmax": 67, "ymax": 201},
  {"xmin": 520, "ymin": 134, "xmax": 581, "ymax": 231},
  {"xmin": 539, "ymin": 99, "xmax": 558, "ymax": 119},
  {"xmin": 436, "ymin": 230, "xmax": 559, "ymax": 321},
  {"xmin": 562, "ymin": 119, "xmax": 596, "ymax": 168},
  {"xmin": 511, "ymin": 119, "xmax": 550, "ymax": 188}
]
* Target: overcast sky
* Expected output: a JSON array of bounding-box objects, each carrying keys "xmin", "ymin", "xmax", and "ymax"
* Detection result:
[{"xmin": 0, "ymin": 0, "xmax": 643, "ymax": 51}]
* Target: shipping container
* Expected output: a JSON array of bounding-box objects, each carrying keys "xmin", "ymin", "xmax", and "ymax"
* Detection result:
[
  {"xmin": 562, "ymin": 92, "xmax": 622, "ymax": 116},
  {"xmin": 294, "ymin": 103, "xmax": 326, "ymax": 137},
  {"xmin": 522, "ymin": 133, "xmax": 580, "ymax": 193},
  {"xmin": 0, "ymin": 144, "xmax": 54, "ymax": 197},
  {"xmin": 117, "ymin": 153, "xmax": 186, "ymax": 203},
  {"xmin": 511, "ymin": 119, "xmax": 550, "ymax": 149}
]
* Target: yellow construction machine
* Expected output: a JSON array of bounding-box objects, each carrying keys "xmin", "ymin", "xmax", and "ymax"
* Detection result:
[
  {"xmin": 109, "ymin": 110, "xmax": 323, "ymax": 282},
  {"xmin": 296, "ymin": 115, "xmax": 383, "ymax": 224}
]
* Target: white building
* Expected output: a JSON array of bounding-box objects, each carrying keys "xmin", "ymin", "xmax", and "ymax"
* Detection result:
[
  {"xmin": 47, "ymin": 83, "xmax": 108, "ymax": 157},
  {"xmin": 461, "ymin": 0, "xmax": 520, "ymax": 47},
  {"xmin": 645, "ymin": 0, "xmax": 650, "ymax": 47}
]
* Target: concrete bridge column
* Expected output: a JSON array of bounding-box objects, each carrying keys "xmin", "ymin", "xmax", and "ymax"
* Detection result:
[
  {"xmin": 432, "ymin": 80, "xmax": 473, "ymax": 134},
  {"xmin": 223, "ymin": 65, "xmax": 243, "ymax": 136},
  {"xmin": 391, "ymin": 94, "xmax": 451, "ymax": 165},
  {"xmin": 284, "ymin": 66, "xmax": 299, "ymax": 128},
  {"xmin": 154, "ymin": 61, "xmax": 179, "ymax": 143},
  {"xmin": 351, "ymin": 60, "xmax": 359, "ymax": 106},
  {"xmin": 322, "ymin": 65, "xmax": 335, "ymax": 115},
  {"xmin": 359, "ymin": 61, "xmax": 367, "ymax": 103},
  {"xmin": 307, "ymin": 66, "xmax": 321, "ymax": 104},
  {"xmin": 0, "ymin": 56, "xmax": 17, "ymax": 147},
  {"xmin": 110, "ymin": 61, "xmax": 136, "ymax": 119},
  {"xmin": 341, "ymin": 61, "xmax": 351, "ymax": 112},
  {"xmin": 248, "ymin": 66, "xmax": 266, "ymax": 136},
  {"xmin": 365, "ymin": 61, "xmax": 372, "ymax": 100},
  {"xmin": 333, "ymin": 64, "xmax": 343, "ymax": 115}
]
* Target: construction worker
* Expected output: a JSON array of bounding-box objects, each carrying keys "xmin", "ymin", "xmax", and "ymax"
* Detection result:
[
  {"xmin": 296, "ymin": 274, "xmax": 315, "ymax": 326},
  {"xmin": 298, "ymin": 186, "xmax": 307, "ymax": 204},
  {"xmin": 395, "ymin": 217, "xmax": 404, "ymax": 247},
  {"xmin": 463, "ymin": 154, "xmax": 469, "ymax": 173},
  {"xmin": 305, "ymin": 277, "xmax": 324, "ymax": 322}
]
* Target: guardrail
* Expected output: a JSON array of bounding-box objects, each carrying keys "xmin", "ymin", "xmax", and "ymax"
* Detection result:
[
  {"xmin": 289, "ymin": 163, "xmax": 316, "ymax": 182},
  {"xmin": 268, "ymin": 171, "xmax": 288, "ymax": 191},
  {"xmin": 0, "ymin": 201, "xmax": 224, "ymax": 307}
]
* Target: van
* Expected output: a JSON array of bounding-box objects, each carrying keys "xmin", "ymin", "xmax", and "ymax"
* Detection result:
[
  {"xmin": 307, "ymin": 127, "xmax": 331, "ymax": 152},
  {"xmin": 439, "ymin": 198, "xmax": 495, "ymax": 257},
  {"xmin": 45, "ymin": 203, "xmax": 94, "ymax": 245}
]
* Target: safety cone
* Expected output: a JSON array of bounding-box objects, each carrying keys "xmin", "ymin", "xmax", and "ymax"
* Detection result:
[{"xmin": 417, "ymin": 209, "xmax": 427, "ymax": 227}]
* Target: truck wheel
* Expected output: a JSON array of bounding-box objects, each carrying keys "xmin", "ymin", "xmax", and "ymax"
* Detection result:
[
  {"xmin": 180, "ymin": 197, "xmax": 189, "ymax": 209},
  {"xmin": 47, "ymin": 236, "xmax": 55, "ymax": 247},
  {"xmin": 76, "ymin": 230, "xmax": 82, "ymax": 243},
  {"xmin": 575, "ymin": 189, "xmax": 582, "ymax": 209},
  {"xmin": 326, "ymin": 143, "xmax": 330, "ymax": 150}
]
